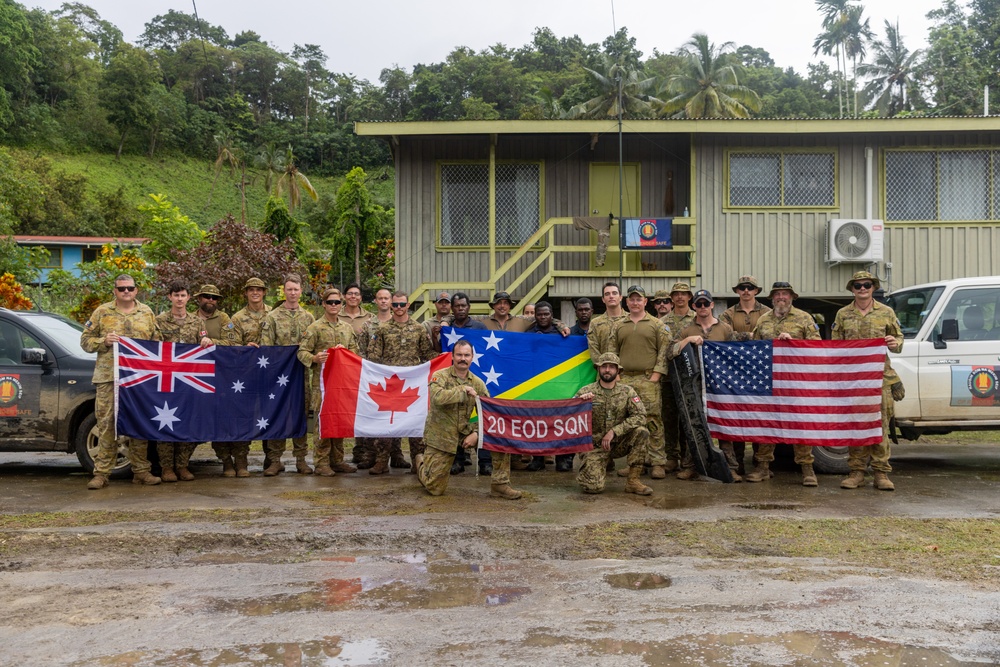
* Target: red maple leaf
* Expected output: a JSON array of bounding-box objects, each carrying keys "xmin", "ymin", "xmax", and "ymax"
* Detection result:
[{"xmin": 367, "ymin": 374, "xmax": 420, "ymax": 423}]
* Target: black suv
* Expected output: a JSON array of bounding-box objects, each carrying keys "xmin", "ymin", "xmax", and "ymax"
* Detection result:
[{"xmin": 0, "ymin": 308, "xmax": 131, "ymax": 477}]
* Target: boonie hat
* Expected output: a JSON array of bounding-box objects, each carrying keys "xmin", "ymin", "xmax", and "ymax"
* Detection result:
[
  {"xmin": 489, "ymin": 291, "xmax": 518, "ymax": 306},
  {"xmin": 597, "ymin": 352, "xmax": 623, "ymax": 368},
  {"xmin": 626, "ymin": 285, "xmax": 646, "ymax": 297},
  {"xmin": 435, "ymin": 291, "xmax": 451, "ymax": 303},
  {"xmin": 692, "ymin": 289, "xmax": 714, "ymax": 304},
  {"xmin": 732, "ymin": 275, "xmax": 762, "ymax": 294},
  {"xmin": 243, "ymin": 277, "xmax": 266, "ymax": 290},
  {"xmin": 652, "ymin": 289, "xmax": 671, "ymax": 301},
  {"xmin": 768, "ymin": 281, "xmax": 799, "ymax": 300},
  {"xmin": 670, "ymin": 282, "xmax": 694, "ymax": 299},
  {"xmin": 195, "ymin": 284, "xmax": 222, "ymax": 298},
  {"xmin": 846, "ymin": 270, "xmax": 880, "ymax": 291}
]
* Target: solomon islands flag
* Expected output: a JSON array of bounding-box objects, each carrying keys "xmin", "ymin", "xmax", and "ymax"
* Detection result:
[
  {"xmin": 114, "ymin": 337, "xmax": 307, "ymax": 442},
  {"xmin": 440, "ymin": 326, "xmax": 595, "ymax": 399}
]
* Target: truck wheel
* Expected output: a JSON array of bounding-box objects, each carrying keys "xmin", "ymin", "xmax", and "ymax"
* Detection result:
[
  {"xmin": 74, "ymin": 413, "xmax": 131, "ymax": 480},
  {"xmin": 812, "ymin": 445, "xmax": 850, "ymax": 475}
]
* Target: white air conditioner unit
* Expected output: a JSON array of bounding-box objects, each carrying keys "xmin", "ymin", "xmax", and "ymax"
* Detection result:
[{"xmin": 826, "ymin": 219, "xmax": 884, "ymax": 263}]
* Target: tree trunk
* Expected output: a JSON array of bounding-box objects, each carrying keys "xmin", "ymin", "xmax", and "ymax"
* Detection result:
[
  {"xmin": 116, "ymin": 128, "xmax": 127, "ymax": 161},
  {"xmin": 354, "ymin": 230, "xmax": 361, "ymax": 286}
]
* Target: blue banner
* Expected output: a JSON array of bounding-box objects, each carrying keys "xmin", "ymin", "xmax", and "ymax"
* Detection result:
[{"xmin": 621, "ymin": 217, "xmax": 673, "ymax": 249}]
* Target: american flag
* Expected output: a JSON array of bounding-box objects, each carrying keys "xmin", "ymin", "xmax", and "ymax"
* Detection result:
[
  {"xmin": 117, "ymin": 338, "xmax": 216, "ymax": 393},
  {"xmin": 701, "ymin": 339, "xmax": 886, "ymax": 447}
]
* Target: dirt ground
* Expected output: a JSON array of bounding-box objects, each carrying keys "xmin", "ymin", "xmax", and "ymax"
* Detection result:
[{"xmin": 1, "ymin": 440, "xmax": 999, "ymax": 666}]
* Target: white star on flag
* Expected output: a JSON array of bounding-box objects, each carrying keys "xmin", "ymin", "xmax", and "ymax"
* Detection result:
[
  {"xmin": 276, "ymin": 374, "xmax": 289, "ymax": 386},
  {"xmin": 269, "ymin": 393, "xmax": 275, "ymax": 400},
  {"xmin": 443, "ymin": 328, "xmax": 464, "ymax": 348},
  {"xmin": 484, "ymin": 331, "xmax": 503, "ymax": 350},
  {"xmin": 472, "ymin": 347, "xmax": 484, "ymax": 367},
  {"xmin": 151, "ymin": 401, "xmax": 181, "ymax": 431},
  {"xmin": 482, "ymin": 365, "xmax": 503, "ymax": 386},
  {"xmin": 257, "ymin": 417, "xmax": 269, "ymax": 430},
  {"xmin": 256, "ymin": 356, "xmax": 270, "ymax": 369},
  {"xmin": 231, "ymin": 380, "xmax": 245, "ymax": 393}
]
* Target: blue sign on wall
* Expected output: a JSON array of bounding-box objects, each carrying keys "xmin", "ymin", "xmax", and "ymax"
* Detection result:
[{"xmin": 621, "ymin": 218, "xmax": 673, "ymax": 249}]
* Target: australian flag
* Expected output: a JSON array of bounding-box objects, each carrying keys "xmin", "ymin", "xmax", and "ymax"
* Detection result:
[{"xmin": 115, "ymin": 337, "xmax": 306, "ymax": 442}]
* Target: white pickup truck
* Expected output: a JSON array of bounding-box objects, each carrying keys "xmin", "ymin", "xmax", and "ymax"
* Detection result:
[{"xmin": 803, "ymin": 275, "xmax": 1000, "ymax": 474}]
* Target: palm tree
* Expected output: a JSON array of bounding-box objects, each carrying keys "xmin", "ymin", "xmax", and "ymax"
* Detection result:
[
  {"xmin": 813, "ymin": 0, "xmax": 852, "ymax": 117},
  {"xmin": 842, "ymin": 4, "xmax": 874, "ymax": 117},
  {"xmin": 657, "ymin": 33, "xmax": 762, "ymax": 119},
  {"xmin": 274, "ymin": 145, "xmax": 317, "ymax": 212},
  {"xmin": 858, "ymin": 20, "xmax": 923, "ymax": 116},
  {"xmin": 565, "ymin": 54, "xmax": 659, "ymax": 119},
  {"xmin": 254, "ymin": 143, "xmax": 283, "ymax": 194},
  {"xmin": 206, "ymin": 131, "xmax": 241, "ymax": 212}
]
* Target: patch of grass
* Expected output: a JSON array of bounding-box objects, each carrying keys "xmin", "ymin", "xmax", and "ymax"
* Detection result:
[{"xmin": 0, "ymin": 508, "xmax": 272, "ymax": 529}]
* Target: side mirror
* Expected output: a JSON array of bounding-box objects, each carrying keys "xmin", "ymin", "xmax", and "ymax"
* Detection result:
[
  {"xmin": 934, "ymin": 319, "xmax": 959, "ymax": 349},
  {"xmin": 21, "ymin": 347, "xmax": 47, "ymax": 365}
]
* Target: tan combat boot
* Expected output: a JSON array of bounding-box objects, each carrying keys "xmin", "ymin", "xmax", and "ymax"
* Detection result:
[
  {"xmin": 176, "ymin": 467, "xmax": 195, "ymax": 481},
  {"xmin": 263, "ymin": 455, "xmax": 284, "ymax": 476},
  {"xmin": 624, "ymin": 466, "xmax": 653, "ymax": 496},
  {"xmin": 801, "ymin": 464, "xmax": 818, "ymax": 487},
  {"xmin": 295, "ymin": 457, "xmax": 313, "ymax": 474},
  {"xmin": 490, "ymin": 483, "xmax": 523, "ymax": 500},
  {"xmin": 222, "ymin": 456, "xmax": 236, "ymax": 478},
  {"xmin": 132, "ymin": 471, "xmax": 161, "ymax": 485},
  {"xmin": 234, "ymin": 451, "xmax": 250, "ymax": 478},
  {"xmin": 840, "ymin": 470, "xmax": 865, "ymax": 489},
  {"xmin": 369, "ymin": 453, "xmax": 390, "ymax": 475},
  {"xmin": 650, "ymin": 465, "xmax": 667, "ymax": 480},
  {"xmin": 676, "ymin": 467, "xmax": 699, "ymax": 481},
  {"xmin": 160, "ymin": 468, "xmax": 178, "ymax": 483},
  {"xmin": 873, "ymin": 471, "xmax": 895, "ymax": 491},
  {"xmin": 330, "ymin": 441, "xmax": 356, "ymax": 473},
  {"xmin": 87, "ymin": 474, "xmax": 109, "ymax": 490},
  {"xmin": 744, "ymin": 461, "xmax": 770, "ymax": 483}
]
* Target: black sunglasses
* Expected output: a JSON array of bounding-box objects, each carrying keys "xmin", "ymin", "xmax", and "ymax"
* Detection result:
[
  {"xmin": 325, "ymin": 299, "xmax": 342, "ymax": 305},
  {"xmin": 694, "ymin": 300, "xmax": 712, "ymax": 307},
  {"xmin": 115, "ymin": 285, "xmax": 136, "ymax": 292},
  {"xmin": 736, "ymin": 284, "xmax": 755, "ymax": 291},
  {"xmin": 200, "ymin": 294, "xmax": 220, "ymax": 300},
  {"xmin": 852, "ymin": 282, "xmax": 873, "ymax": 290},
  {"xmin": 391, "ymin": 302, "xmax": 408, "ymax": 308},
  {"xmin": 652, "ymin": 299, "xmax": 668, "ymax": 305}
]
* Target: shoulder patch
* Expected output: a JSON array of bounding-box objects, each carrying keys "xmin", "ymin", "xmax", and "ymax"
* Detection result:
[
  {"xmin": 226, "ymin": 322, "xmax": 234, "ymax": 329},
  {"xmin": 84, "ymin": 320, "xmax": 93, "ymax": 329},
  {"xmin": 632, "ymin": 395, "xmax": 641, "ymax": 403}
]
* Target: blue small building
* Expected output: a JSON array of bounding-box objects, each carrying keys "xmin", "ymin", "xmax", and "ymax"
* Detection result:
[{"xmin": 14, "ymin": 236, "xmax": 148, "ymax": 283}]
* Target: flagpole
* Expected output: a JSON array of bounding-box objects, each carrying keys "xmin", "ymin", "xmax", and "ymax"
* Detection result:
[{"xmin": 475, "ymin": 395, "xmax": 484, "ymax": 478}]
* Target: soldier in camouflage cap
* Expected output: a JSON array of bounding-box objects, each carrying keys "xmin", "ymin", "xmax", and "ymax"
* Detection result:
[
  {"xmin": 651, "ymin": 289, "xmax": 672, "ymax": 318},
  {"xmin": 658, "ymin": 281, "xmax": 696, "ymax": 474},
  {"xmin": 574, "ymin": 352, "xmax": 653, "ymax": 496},
  {"xmin": 751, "ymin": 281, "xmax": 821, "ymax": 486},
  {"xmin": 81, "ymin": 274, "xmax": 162, "ymax": 489},
  {"xmin": 833, "ymin": 270, "xmax": 901, "ymax": 491}
]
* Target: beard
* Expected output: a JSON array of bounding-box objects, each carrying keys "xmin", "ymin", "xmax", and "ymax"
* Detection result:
[{"xmin": 773, "ymin": 303, "xmax": 791, "ymax": 318}]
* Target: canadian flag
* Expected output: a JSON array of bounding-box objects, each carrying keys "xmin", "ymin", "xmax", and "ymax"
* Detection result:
[{"xmin": 319, "ymin": 348, "xmax": 451, "ymax": 438}]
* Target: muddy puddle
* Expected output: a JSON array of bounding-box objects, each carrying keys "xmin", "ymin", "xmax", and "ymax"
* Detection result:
[{"xmin": 71, "ymin": 637, "xmax": 386, "ymax": 666}]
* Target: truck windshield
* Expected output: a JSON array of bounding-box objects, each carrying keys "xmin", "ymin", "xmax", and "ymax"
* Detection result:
[{"xmin": 886, "ymin": 286, "xmax": 943, "ymax": 339}]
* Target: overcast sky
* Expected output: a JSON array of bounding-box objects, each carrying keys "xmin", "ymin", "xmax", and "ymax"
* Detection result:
[{"xmin": 29, "ymin": 0, "xmax": 946, "ymax": 82}]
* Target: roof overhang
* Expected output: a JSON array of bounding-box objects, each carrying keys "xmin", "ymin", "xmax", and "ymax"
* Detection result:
[{"xmin": 356, "ymin": 117, "xmax": 1000, "ymax": 138}]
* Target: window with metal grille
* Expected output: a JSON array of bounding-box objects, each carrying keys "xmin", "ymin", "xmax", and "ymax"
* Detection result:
[
  {"xmin": 885, "ymin": 149, "xmax": 999, "ymax": 222},
  {"xmin": 440, "ymin": 162, "xmax": 540, "ymax": 247},
  {"xmin": 727, "ymin": 151, "xmax": 836, "ymax": 208},
  {"xmin": 39, "ymin": 247, "xmax": 62, "ymax": 268}
]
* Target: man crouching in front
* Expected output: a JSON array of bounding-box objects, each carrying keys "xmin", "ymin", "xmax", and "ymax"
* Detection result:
[
  {"xmin": 575, "ymin": 352, "xmax": 653, "ymax": 496},
  {"xmin": 416, "ymin": 339, "xmax": 522, "ymax": 500}
]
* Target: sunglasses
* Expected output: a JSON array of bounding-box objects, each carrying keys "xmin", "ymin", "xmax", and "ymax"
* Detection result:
[
  {"xmin": 852, "ymin": 282, "xmax": 873, "ymax": 290},
  {"xmin": 325, "ymin": 299, "xmax": 342, "ymax": 305},
  {"xmin": 200, "ymin": 295, "xmax": 220, "ymax": 300},
  {"xmin": 736, "ymin": 284, "xmax": 755, "ymax": 291},
  {"xmin": 652, "ymin": 299, "xmax": 669, "ymax": 305},
  {"xmin": 115, "ymin": 285, "xmax": 136, "ymax": 293},
  {"xmin": 694, "ymin": 301, "xmax": 712, "ymax": 308},
  {"xmin": 391, "ymin": 302, "xmax": 408, "ymax": 308}
]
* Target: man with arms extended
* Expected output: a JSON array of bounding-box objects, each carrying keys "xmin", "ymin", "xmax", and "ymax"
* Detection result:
[
  {"xmin": 368, "ymin": 291, "xmax": 437, "ymax": 475},
  {"xmin": 482, "ymin": 291, "xmax": 568, "ymax": 334},
  {"xmin": 154, "ymin": 282, "xmax": 201, "ymax": 482},
  {"xmin": 194, "ymin": 284, "xmax": 240, "ymax": 476},
  {"xmin": 81, "ymin": 274, "xmax": 161, "ymax": 489},
  {"xmin": 416, "ymin": 340, "xmax": 508, "ymax": 497},
  {"xmin": 575, "ymin": 352, "xmax": 653, "ymax": 496},
  {"xmin": 832, "ymin": 271, "xmax": 903, "ymax": 491},
  {"xmin": 719, "ymin": 275, "xmax": 771, "ymax": 475},
  {"xmin": 750, "ymin": 281, "xmax": 821, "ymax": 486},
  {"xmin": 225, "ymin": 277, "xmax": 271, "ymax": 477},
  {"xmin": 298, "ymin": 287, "xmax": 360, "ymax": 476},
  {"xmin": 260, "ymin": 273, "xmax": 315, "ymax": 476},
  {"xmin": 609, "ymin": 285, "xmax": 671, "ymax": 479}
]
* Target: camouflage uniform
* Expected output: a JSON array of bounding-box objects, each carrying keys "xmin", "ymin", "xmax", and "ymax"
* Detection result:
[
  {"xmin": 196, "ymin": 310, "xmax": 240, "ymax": 465},
  {"xmin": 752, "ymin": 307, "xmax": 822, "ymax": 466},
  {"xmin": 720, "ymin": 302, "xmax": 772, "ymax": 341},
  {"xmin": 352, "ymin": 314, "xmax": 389, "ymax": 467},
  {"xmin": 260, "ymin": 305, "xmax": 315, "ymax": 470},
  {"xmin": 222, "ymin": 303, "xmax": 272, "ymax": 474},
  {"xmin": 608, "ymin": 313, "xmax": 671, "ymax": 466},
  {"xmin": 154, "ymin": 310, "xmax": 201, "ymax": 475},
  {"xmin": 368, "ymin": 318, "xmax": 437, "ymax": 470},
  {"xmin": 298, "ymin": 317, "xmax": 359, "ymax": 472},
  {"xmin": 587, "ymin": 312, "xmax": 628, "ymax": 366},
  {"xmin": 80, "ymin": 300, "xmax": 160, "ymax": 478},
  {"xmin": 417, "ymin": 367, "xmax": 491, "ymax": 496},
  {"xmin": 574, "ymin": 380, "xmax": 648, "ymax": 493},
  {"xmin": 659, "ymin": 309, "xmax": 695, "ymax": 463},
  {"xmin": 832, "ymin": 300, "xmax": 903, "ymax": 474}
]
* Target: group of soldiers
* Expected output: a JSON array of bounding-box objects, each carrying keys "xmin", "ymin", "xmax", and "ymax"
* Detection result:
[{"xmin": 81, "ymin": 268, "xmax": 903, "ymax": 497}]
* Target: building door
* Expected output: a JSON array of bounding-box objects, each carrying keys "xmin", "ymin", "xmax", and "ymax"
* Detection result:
[{"xmin": 589, "ymin": 163, "xmax": 641, "ymax": 272}]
